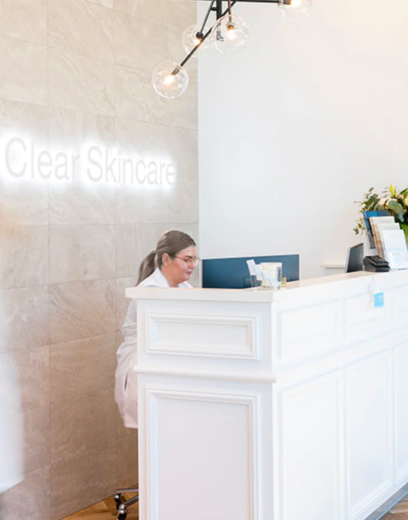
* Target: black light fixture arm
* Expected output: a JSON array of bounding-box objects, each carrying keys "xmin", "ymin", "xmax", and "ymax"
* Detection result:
[
  {"xmin": 209, "ymin": 0, "xmax": 290, "ymax": 16},
  {"xmin": 198, "ymin": 0, "xmax": 216, "ymax": 37},
  {"xmin": 179, "ymin": 0, "xmax": 238, "ymax": 68},
  {"xmin": 176, "ymin": 0, "xmax": 291, "ymax": 73}
]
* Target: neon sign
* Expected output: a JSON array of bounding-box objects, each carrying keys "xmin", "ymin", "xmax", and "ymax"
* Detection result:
[{"xmin": 0, "ymin": 136, "xmax": 176, "ymax": 188}]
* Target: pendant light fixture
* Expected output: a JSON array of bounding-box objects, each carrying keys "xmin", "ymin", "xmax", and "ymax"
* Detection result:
[
  {"xmin": 152, "ymin": 0, "xmax": 311, "ymax": 99},
  {"xmin": 278, "ymin": 0, "xmax": 311, "ymax": 20},
  {"xmin": 212, "ymin": 0, "xmax": 249, "ymax": 55}
]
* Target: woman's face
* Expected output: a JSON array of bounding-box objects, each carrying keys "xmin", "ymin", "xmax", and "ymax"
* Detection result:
[{"xmin": 162, "ymin": 246, "xmax": 197, "ymax": 286}]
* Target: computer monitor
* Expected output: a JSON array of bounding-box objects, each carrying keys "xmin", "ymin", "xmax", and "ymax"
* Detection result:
[
  {"xmin": 345, "ymin": 243, "xmax": 364, "ymax": 273},
  {"xmin": 202, "ymin": 255, "xmax": 300, "ymax": 289}
]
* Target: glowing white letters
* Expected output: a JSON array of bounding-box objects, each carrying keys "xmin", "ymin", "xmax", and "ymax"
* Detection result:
[{"xmin": 0, "ymin": 136, "xmax": 176, "ymax": 188}]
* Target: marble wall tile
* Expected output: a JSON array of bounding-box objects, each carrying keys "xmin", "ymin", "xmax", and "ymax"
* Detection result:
[
  {"xmin": 0, "ymin": 97, "xmax": 48, "ymax": 150},
  {"xmin": 50, "ymin": 333, "xmax": 117, "ymax": 403},
  {"xmin": 49, "ymin": 48, "xmax": 115, "ymax": 115},
  {"xmin": 115, "ymin": 184, "xmax": 172, "ymax": 224},
  {"xmin": 47, "ymin": 108, "xmax": 117, "ymax": 224},
  {"xmin": 0, "ymin": 353, "xmax": 21, "ymax": 418},
  {"xmin": 116, "ymin": 276, "xmax": 137, "ymax": 330},
  {"xmin": 50, "ymin": 441, "xmax": 116, "ymax": 520},
  {"xmin": 0, "ymin": 35, "xmax": 47, "ymax": 105},
  {"xmin": 116, "ymin": 408, "xmax": 129, "ymax": 439},
  {"xmin": 114, "ymin": 64, "xmax": 156, "ymax": 123},
  {"xmin": 114, "ymin": 116, "xmax": 198, "ymax": 179},
  {"xmin": 114, "ymin": 0, "xmax": 168, "ymax": 27},
  {"xmin": 49, "ymin": 183, "xmax": 116, "ymax": 225},
  {"xmin": 0, "ymin": 0, "xmax": 47, "ymax": 45},
  {"xmin": 0, "ymin": 99, "xmax": 49, "ymax": 221},
  {"xmin": 163, "ymin": 124, "xmax": 198, "ymax": 177},
  {"xmin": 23, "ymin": 405, "xmax": 51, "ymax": 473},
  {"xmin": 114, "ymin": 116, "xmax": 168, "ymax": 163},
  {"xmin": 114, "ymin": 64, "xmax": 197, "ymax": 129},
  {"xmin": 165, "ymin": 79, "xmax": 198, "ymax": 130},
  {"xmin": 50, "ymin": 388, "xmax": 117, "ymax": 463},
  {"xmin": 49, "ymin": 225, "xmax": 115, "ymax": 284},
  {"xmin": 113, "ymin": 64, "xmax": 177, "ymax": 126},
  {"xmin": 13, "ymin": 346, "xmax": 50, "ymax": 412},
  {"xmin": 170, "ymin": 176, "xmax": 199, "ymax": 223},
  {"xmin": 167, "ymin": 27, "xmax": 185, "ymax": 66},
  {"xmin": 114, "ymin": 11, "xmax": 168, "ymax": 71},
  {"xmin": 139, "ymin": 222, "xmax": 176, "ymax": 251},
  {"xmin": 116, "ymin": 223, "xmax": 175, "ymax": 277},
  {"xmin": 165, "ymin": 0, "xmax": 197, "ymax": 33},
  {"xmin": 88, "ymin": 0, "xmax": 113, "ymax": 7},
  {"xmin": 0, "ymin": 466, "xmax": 51, "ymax": 520},
  {"xmin": 0, "ymin": 226, "xmax": 48, "ymax": 289},
  {"xmin": 0, "ymin": 0, "xmax": 199, "ymax": 517},
  {"xmin": 116, "ymin": 432, "xmax": 138, "ymax": 487},
  {"xmin": 48, "ymin": 106, "xmax": 115, "ymax": 154},
  {"xmin": 0, "ymin": 286, "xmax": 49, "ymax": 353},
  {"xmin": 116, "ymin": 225, "xmax": 143, "ymax": 277},
  {"xmin": 0, "ymin": 183, "xmax": 49, "ymax": 226},
  {"xmin": 49, "ymin": 279, "xmax": 116, "ymax": 344},
  {"xmin": 49, "ymin": 0, "xmax": 114, "ymax": 62},
  {"xmin": 0, "ymin": 94, "xmax": 49, "ymax": 134}
]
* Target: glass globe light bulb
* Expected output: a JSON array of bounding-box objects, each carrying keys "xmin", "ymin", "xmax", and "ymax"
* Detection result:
[
  {"xmin": 182, "ymin": 24, "xmax": 212, "ymax": 57},
  {"xmin": 278, "ymin": 0, "xmax": 311, "ymax": 20},
  {"xmin": 152, "ymin": 61, "xmax": 189, "ymax": 99},
  {"xmin": 212, "ymin": 15, "xmax": 249, "ymax": 55}
]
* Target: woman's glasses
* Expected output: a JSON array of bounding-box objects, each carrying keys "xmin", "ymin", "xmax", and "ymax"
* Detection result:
[{"xmin": 174, "ymin": 256, "xmax": 201, "ymax": 268}]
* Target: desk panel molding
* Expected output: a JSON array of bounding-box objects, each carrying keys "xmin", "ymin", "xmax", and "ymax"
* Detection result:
[{"xmin": 128, "ymin": 270, "xmax": 408, "ymax": 520}]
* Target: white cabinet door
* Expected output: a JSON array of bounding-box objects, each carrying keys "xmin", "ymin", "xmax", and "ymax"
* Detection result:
[
  {"xmin": 345, "ymin": 351, "xmax": 393, "ymax": 520},
  {"xmin": 275, "ymin": 371, "xmax": 342, "ymax": 520},
  {"xmin": 394, "ymin": 342, "xmax": 408, "ymax": 485}
]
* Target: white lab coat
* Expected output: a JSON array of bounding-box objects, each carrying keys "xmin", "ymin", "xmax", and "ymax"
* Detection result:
[
  {"xmin": 0, "ymin": 300, "xmax": 24, "ymax": 493},
  {"xmin": 115, "ymin": 268, "xmax": 191, "ymax": 429}
]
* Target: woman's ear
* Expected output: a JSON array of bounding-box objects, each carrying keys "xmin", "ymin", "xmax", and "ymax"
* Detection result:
[{"xmin": 162, "ymin": 253, "xmax": 170, "ymax": 266}]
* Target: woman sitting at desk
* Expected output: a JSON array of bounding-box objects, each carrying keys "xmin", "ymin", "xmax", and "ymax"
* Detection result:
[{"xmin": 115, "ymin": 229, "xmax": 198, "ymax": 429}]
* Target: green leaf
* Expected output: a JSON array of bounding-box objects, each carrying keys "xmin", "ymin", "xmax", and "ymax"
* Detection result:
[{"xmin": 388, "ymin": 200, "xmax": 404, "ymax": 214}]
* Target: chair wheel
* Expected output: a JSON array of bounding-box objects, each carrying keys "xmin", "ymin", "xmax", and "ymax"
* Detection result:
[{"xmin": 114, "ymin": 493, "xmax": 124, "ymax": 510}]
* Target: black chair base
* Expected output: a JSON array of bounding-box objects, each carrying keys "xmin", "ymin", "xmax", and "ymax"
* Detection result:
[{"xmin": 114, "ymin": 488, "xmax": 139, "ymax": 520}]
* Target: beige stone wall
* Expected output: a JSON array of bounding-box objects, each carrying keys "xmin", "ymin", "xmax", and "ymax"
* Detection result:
[{"xmin": 0, "ymin": 1, "xmax": 198, "ymax": 519}]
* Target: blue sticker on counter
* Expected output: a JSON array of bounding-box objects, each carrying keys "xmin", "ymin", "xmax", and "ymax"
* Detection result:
[{"xmin": 374, "ymin": 292, "xmax": 384, "ymax": 308}]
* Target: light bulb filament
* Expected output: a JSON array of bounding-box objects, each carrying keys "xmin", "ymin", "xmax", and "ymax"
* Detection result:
[
  {"xmin": 194, "ymin": 32, "xmax": 204, "ymax": 46},
  {"xmin": 164, "ymin": 74, "xmax": 174, "ymax": 85},
  {"xmin": 227, "ymin": 23, "xmax": 236, "ymax": 40},
  {"xmin": 163, "ymin": 66, "xmax": 180, "ymax": 85}
]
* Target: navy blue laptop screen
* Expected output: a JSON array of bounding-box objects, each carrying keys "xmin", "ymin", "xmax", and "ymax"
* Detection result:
[{"xmin": 202, "ymin": 255, "xmax": 300, "ymax": 289}]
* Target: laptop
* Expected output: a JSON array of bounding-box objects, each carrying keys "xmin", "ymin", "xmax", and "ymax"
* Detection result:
[{"xmin": 345, "ymin": 243, "xmax": 364, "ymax": 273}]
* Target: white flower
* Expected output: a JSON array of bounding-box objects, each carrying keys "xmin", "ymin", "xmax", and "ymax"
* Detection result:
[
  {"xmin": 379, "ymin": 197, "xmax": 389, "ymax": 207},
  {"xmin": 404, "ymin": 196, "xmax": 408, "ymax": 207}
]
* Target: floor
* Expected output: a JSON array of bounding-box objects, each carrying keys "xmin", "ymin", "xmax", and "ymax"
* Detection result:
[
  {"xmin": 63, "ymin": 491, "xmax": 408, "ymax": 520},
  {"xmin": 64, "ymin": 493, "xmax": 138, "ymax": 520},
  {"xmin": 383, "ymin": 494, "xmax": 408, "ymax": 519}
]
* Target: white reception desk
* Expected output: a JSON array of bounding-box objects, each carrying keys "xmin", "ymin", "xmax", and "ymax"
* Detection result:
[{"xmin": 127, "ymin": 270, "xmax": 408, "ymax": 520}]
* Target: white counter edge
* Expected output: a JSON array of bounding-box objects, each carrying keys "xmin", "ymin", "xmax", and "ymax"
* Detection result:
[{"xmin": 126, "ymin": 270, "xmax": 406, "ymax": 302}]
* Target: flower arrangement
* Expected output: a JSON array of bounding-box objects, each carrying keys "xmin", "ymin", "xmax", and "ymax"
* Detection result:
[{"xmin": 354, "ymin": 185, "xmax": 408, "ymax": 240}]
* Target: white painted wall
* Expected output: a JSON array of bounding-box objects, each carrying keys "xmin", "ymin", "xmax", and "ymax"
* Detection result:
[{"xmin": 198, "ymin": 0, "xmax": 408, "ymax": 278}]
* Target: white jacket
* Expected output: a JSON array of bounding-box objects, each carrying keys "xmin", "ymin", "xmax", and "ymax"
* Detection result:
[{"xmin": 114, "ymin": 268, "xmax": 191, "ymax": 428}]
